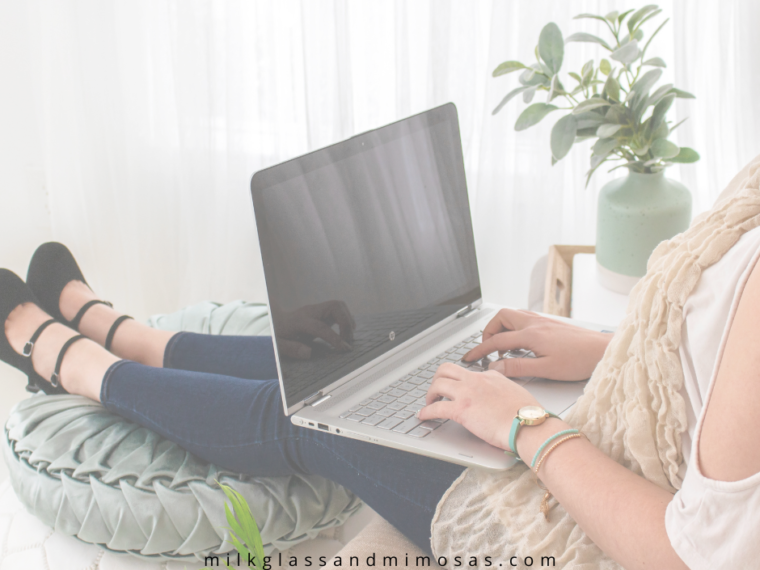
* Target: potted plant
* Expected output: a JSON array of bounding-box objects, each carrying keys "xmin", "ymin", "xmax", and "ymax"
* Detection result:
[{"xmin": 492, "ymin": 5, "xmax": 698, "ymax": 293}]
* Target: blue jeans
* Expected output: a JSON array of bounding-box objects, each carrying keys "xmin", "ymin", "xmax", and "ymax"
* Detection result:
[{"xmin": 100, "ymin": 332, "xmax": 465, "ymax": 554}]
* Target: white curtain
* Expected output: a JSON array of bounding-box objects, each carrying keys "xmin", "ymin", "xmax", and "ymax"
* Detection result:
[{"xmin": 1, "ymin": 0, "xmax": 759, "ymax": 320}]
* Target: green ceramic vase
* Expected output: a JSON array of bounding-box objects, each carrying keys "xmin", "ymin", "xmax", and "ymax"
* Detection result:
[{"xmin": 596, "ymin": 170, "xmax": 692, "ymax": 293}]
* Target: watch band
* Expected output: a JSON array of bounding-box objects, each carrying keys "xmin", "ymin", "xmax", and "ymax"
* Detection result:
[{"xmin": 506, "ymin": 410, "xmax": 559, "ymax": 461}]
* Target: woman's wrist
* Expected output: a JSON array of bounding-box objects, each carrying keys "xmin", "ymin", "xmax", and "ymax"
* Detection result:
[{"xmin": 514, "ymin": 417, "xmax": 572, "ymax": 464}]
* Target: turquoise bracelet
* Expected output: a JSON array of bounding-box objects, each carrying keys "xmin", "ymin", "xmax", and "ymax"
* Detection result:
[{"xmin": 531, "ymin": 429, "xmax": 580, "ymax": 468}]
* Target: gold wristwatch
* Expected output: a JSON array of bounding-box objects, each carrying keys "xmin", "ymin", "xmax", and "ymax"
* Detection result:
[{"xmin": 506, "ymin": 406, "xmax": 559, "ymax": 460}]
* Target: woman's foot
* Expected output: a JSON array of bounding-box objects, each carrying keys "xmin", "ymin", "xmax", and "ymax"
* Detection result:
[
  {"xmin": 27, "ymin": 242, "xmax": 175, "ymax": 367},
  {"xmin": 4, "ymin": 301, "xmax": 117, "ymax": 401}
]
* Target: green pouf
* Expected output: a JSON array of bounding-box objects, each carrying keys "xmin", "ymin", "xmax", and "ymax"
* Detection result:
[{"xmin": 1, "ymin": 300, "xmax": 363, "ymax": 561}]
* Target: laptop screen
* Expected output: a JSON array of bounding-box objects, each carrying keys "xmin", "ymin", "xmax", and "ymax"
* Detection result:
[{"xmin": 251, "ymin": 104, "xmax": 481, "ymax": 411}]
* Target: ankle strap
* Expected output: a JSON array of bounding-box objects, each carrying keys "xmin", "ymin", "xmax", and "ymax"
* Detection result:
[
  {"xmin": 50, "ymin": 335, "xmax": 86, "ymax": 388},
  {"xmin": 105, "ymin": 315, "xmax": 133, "ymax": 352},
  {"xmin": 69, "ymin": 299, "xmax": 113, "ymax": 330},
  {"xmin": 22, "ymin": 319, "xmax": 56, "ymax": 357}
]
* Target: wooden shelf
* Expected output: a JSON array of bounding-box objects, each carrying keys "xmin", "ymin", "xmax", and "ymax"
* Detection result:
[{"xmin": 543, "ymin": 245, "xmax": 596, "ymax": 317}]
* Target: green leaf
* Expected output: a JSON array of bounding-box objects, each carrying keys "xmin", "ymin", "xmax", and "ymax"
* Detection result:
[
  {"xmin": 597, "ymin": 123, "xmax": 622, "ymax": 138},
  {"xmin": 632, "ymin": 29, "xmax": 644, "ymax": 42},
  {"xmin": 628, "ymin": 68, "xmax": 663, "ymax": 99},
  {"xmin": 649, "ymin": 83, "xmax": 674, "ymax": 105},
  {"xmin": 603, "ymin": 75, "xmax": 620, "ymax": 102},
  {"xmin": 593, "ymin": 137, "xmax": 619, "ymax": 156},
  {"xmin": 565, "ymin": 32, "xmax": 612, "ymax": 51},
  {"xmin": 492, "ymin": 86, "xmax": 531, "ymax": 115},
  {"xmin": 669, "ymin": 117, "xmax": 688, "ymax": 133},
  {"xmin": 617, "ymin": 9, "xmax": 635, "ymax": 25},
  {"xmin": 550, "ymin": 114, "xmax": 578, "ymax": 161},
  {"xmin": 577, "ymin": 127, "xmax": 600, "ymax": 137},
  {"xmin": 574, "ymin": 111, "xmax": 605, "ymax": 130},
  {"xmin": 649, "ymin": 93, "xmax": 675, "ymax": 135},
  {"xmin": 642, "ymin": 57, "xmax": 666, "ymax": 68},
  {"xmin": 538, "ymin": 23, "xmax": 564, "ymax": 74},
  {"xmin": 651, "ymin": 119, "xmax": 669, "ymax": 140},
  {"xmin": 599, "ymin": 59, "xmax": 612, "ymax": 75},
  {"xmin": 669, "ymin": 146, "xmax": 700, "ymax": 163},
  {"xmin": 574, "ymin": 13, "xmax": 609, "ymax": 24},
  {"xmin": 605, "ymin": 10, "xmax": 619, "ymax": 23},
  {"xmin": 628, "ymin": 4, "xmax": 659, "ymax": 33},
  {"xmin": 641, "ymin": 18, "xmax": 670, "ymax": 60},
  {"xmin": 610, "ymin": 40, "xmax": 640, "ymax": 64},
  {"xmin": 492, "ymin": 61, "xmax": 527, "ymax": 77},
  {"xmin": 573, "ymin": 98, "xmax": 611, "ymax": 114},
  {"xmin": 519, "ymin": 65, "xmax": 550, "ymax": 87},
  {"xmin": 514, "ymin": 103, "xmax": 559, "ymax": 131},
  {"xmin": 605, "ymin": 104, "xmax": 628, "ymax": 124},
  {"xmin": 569, "ymin": 72, "xmax": 582, "ymax": 83},
  {"xmin": 633, "ymin": 143, "xmax": 651, "ymax": 156},
  {"xmin": 669, "ymin": 87, "xmax": 696, "ymax": 99},
  {"xmin": 523, "ymin": 87, "xmax": 537, "ymax": 103},
  {"xmin": 637, "ymin": 8, "xmax": 664, "ymax": 31},
  {"xmin": 651, "ymin": 138, "xmax": 680, "ymax": 158}
]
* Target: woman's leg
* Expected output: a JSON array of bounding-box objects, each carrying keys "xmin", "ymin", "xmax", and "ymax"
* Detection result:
[
  {"xmin": 6, "ymin": 295, "xmax": 463, "ymax": 554},
  {"xmin": 100, "ymin": 361, "xmax": 465, "ymax": 554},
  {"xmin": 59, "ymin": 280, "xmax": 278, "ymax": 380},
  {"xmin": 58, "ymin": 280, "xmax": 174, "ymax": 367}
]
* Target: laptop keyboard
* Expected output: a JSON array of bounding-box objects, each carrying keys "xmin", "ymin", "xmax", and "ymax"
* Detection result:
[{"xmin": 338, "ymin": 331, "xmax": 489, "ymax": 438}]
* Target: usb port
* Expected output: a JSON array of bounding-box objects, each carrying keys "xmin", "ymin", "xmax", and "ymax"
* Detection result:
[{"xmin": 318, "ymin": 423, "xmax": 329, "ymax": 431}]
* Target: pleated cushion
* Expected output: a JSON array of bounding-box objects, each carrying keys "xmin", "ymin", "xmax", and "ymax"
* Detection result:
[{"xmin": 1, "ymin": 300, "xmax": 363, "ymax": 561}]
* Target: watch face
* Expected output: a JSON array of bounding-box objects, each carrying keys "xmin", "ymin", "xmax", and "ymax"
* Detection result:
[{"xmin": 519, "ymin": 406, "xmax": 546, "ymax": 420}]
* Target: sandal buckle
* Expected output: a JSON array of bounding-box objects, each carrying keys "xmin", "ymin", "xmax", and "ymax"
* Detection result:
[
  {"xmin": 50, "ymin": 372, "xmax": 60, "ymax": 388},
  {"xmin": 22, "ymin": 341, "xmax": 34, "ymax": 358}
]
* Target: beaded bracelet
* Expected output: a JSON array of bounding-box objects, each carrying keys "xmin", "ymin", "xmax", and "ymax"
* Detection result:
[
  {"xmin": 531, "ymin": 429, "xmax": 580, "ymax": 468},
  {"xmin": 532, "ymin": 432, "xmax": 583, "ymax": 521}
]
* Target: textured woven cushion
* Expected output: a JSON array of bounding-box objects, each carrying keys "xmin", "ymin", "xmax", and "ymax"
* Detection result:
[{"xmin": 1, "ymin": 301, "xmax": 363, "ymax": 562}]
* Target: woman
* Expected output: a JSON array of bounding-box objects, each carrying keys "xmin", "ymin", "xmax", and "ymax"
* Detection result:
[{"xmin": 3, "ymin": 160, "xmax": 760, "ymax": 569}]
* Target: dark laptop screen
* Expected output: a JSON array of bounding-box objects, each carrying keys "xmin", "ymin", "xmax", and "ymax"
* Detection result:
[{"xmin": 251, "ymin": 104, "xmax": 481, "ymax": 410}]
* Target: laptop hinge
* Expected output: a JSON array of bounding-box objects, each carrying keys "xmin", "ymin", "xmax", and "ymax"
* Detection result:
[
  {"xmin": 303, "ymin": 391, "xmax": 324, "ymax": 406},
  {"xmin": 456, "ymin": 304, "xmax": 476, "ymax": 318}
]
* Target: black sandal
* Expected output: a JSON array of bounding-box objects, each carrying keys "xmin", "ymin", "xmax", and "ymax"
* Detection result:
[
  {"xmin": 26, "ymin": 242, "xmax": 132, "ymax": 350},
  {"xmin": 0, "ymin": 269, "xmax": 81, "ymax": 394}
]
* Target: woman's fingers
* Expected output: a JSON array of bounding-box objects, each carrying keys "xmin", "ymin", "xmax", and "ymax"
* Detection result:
[
  {"xmin": 425, "ymin": 376, "xmax": 462, "ymax": 405},
  {"xmin": 488, "ymin": 355, "xmax": 545, "ymax": 379},
  {"xmin": 303, "ymin": 318, "xmax": 351, "ymax": 351},
  {"xmin": 277, "ymin": 338, "xmax": 313, "ymax": 360},
  {"xmin": 417, "ymin": 399, "xmax": 456, "ymax": 422},
  {"xmin": 327, "ymin": 300, "xmax": 356, "ymax": 344},
  {"xmin": 463, "ymin": 329, "xmax": 531, "ymax": 362},
  {"xmin": 481, "ymin": 308, "xmax": 534, "ymax": 342}
]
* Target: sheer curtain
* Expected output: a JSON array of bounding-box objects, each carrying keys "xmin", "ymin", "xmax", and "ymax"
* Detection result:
[{"xmin": 2, "ymin": 0, "xmax": 759, "ymax": 320}]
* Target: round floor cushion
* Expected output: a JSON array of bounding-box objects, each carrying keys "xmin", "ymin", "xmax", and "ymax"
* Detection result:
[{"xmin": 2, "ymin": 394, "xmax": 362, "ymax": 562}]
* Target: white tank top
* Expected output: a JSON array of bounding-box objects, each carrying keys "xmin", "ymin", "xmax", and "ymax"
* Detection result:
[{"xmin": 665, "ymin": 224, "xmax": 760, "ymax": 568}]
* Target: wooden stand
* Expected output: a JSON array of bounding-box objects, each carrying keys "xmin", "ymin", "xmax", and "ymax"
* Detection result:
[{"xmin": 543, "ymin": 245, "xmax": 596, "ymax": 317}]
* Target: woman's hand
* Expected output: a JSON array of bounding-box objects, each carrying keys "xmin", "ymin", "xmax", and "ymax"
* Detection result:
[
  {"xmin": 273, "ymin": 300, "xmax": 356, "ymax": 360},
  {"xmin": 463, "ymin": 309, "xmax": 611, "ymax": 381},
  {"xmin": 418, "ymin": 363, "xmax": 540, "ymax": 451}
]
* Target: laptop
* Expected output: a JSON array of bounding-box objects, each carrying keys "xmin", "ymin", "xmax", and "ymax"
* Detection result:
[{"xmin": 250, "ymin": 103, "xmax": 594, "ymax": 470}]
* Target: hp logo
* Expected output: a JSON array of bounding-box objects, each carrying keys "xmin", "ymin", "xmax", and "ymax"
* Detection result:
[{"xmin": 389, "ymin": 331, "xmax": 396, "ymax": 341}]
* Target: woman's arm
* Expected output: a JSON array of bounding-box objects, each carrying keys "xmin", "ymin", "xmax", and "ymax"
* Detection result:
[
  {"xmin": 699, "ymin": 255, "xmax": 760, "ymax": 481},
  {"xmin": 421, "ymin": 365, "xmax": 689, "ymax": 570},
  {"xmin": 422, "ymin": 308, "xmax": 694, "ymax": 569}
]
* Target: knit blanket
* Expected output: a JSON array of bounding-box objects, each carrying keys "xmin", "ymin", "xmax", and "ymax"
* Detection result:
[{"xmin": 431, "ymin": 157, "xmax": 760, "ymax": 568}]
